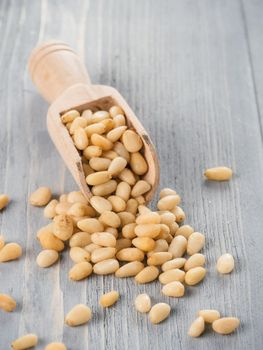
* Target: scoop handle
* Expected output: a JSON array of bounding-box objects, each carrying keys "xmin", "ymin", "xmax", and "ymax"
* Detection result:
[{"xmin": 28, "ymin": 41, "xmax": 91, "ymax": 103}]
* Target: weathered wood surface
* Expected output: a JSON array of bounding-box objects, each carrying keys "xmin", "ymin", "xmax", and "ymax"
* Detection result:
[{"xmin": 0, "ymin": 0, "xmax": 263, "ymax": 349}]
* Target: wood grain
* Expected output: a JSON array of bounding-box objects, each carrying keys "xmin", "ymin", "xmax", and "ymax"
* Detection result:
[{"xmin": 0, "ymin": 0, "xmax": 262, "ymax": 349}]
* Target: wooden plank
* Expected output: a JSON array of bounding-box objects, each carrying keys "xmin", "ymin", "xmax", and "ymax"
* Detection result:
[{"xmin": 0, "ymin": 0, "xmax": 263, "ymax": 349}]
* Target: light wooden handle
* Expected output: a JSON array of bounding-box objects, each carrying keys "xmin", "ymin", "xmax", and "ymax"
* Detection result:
[{"xmin": 28, "ymin": 41, "xmax": 91, "ymax": 103}]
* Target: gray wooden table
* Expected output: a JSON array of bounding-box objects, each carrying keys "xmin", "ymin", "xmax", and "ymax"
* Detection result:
[{"xmin": 1, "ymin": 0, "xmax": 263, "ymax": 349}]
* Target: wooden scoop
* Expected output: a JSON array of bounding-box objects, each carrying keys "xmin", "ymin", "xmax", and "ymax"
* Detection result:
[{"xmin": 28, "ymin": 41, "xmax": 159, "ymax": 202}]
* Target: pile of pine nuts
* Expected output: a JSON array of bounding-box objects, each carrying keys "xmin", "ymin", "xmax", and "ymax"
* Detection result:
[{"xmin": 0, "ymin": 106, "xmax": 239, "ymax": 348}]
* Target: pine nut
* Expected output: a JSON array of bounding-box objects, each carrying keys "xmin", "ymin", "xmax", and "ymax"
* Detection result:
[
  {"xmin": 108, "ymin": 195, "xmax": 126, "ymax": 212},
  {"xmin": 91, "ymin": 247, "xmax": 116, "ymax": 263},
  {"xmin": 55, "ymin": 202, "xmax": 72, "ymax": 215},
  {"xmin": 77, "ymin": 218, "xmax": 104, "ymax": 233},
  {"xmin": 204, "ymin": 167, "xmax": 233, "ymax": 181},
  {"xmin": 102, "ymin": 150, "xmax": 118, "ymax": 160},
  {"xmin": 188, "ymin": 317, "xmax": 205, "ymax": 337},
  {"xmin": 135, "ymin": 224, "xmax": 161, "ymax": 238},
  {"xmin": 29, "ymin": 187, "xmax": 52, "ymax": 206},
  {"xmin": 149, "ymin": 303, "xmax": 171, "ymax": 324},
  {"xmin": 83, "ymin": 145, "xmax": 102, "ymax": 159},
  {"xmin": 92, "ymin": 180, "xmax": 118, "ymax": 197},
  {"xmin": 36, "ymin": 250, "xmax": 59, "ymax": 267},
  {"xmin": 136, "ymin": 212, "xmax": 161, "ymax": 225},
  {"xmin": 45, "ymin": 343, "xmax": 67, "ymax": 350},
  {"xmin": 136, "ymin": 195, "xmax": 146, "ymax": 204},
  {"xmin": 0, "ymin": 235, "xmax": 5, "ymax": 249},
  {"xmin": 99, "ymin": 291, "xmax": 119, "ymax": 307},
  {"xmin": 118, "ymin": 212, "xmax": 136, "ymax": 226},
  {"xmin": 53, "ymin": 214, "xmax": 74, "ymax": 241},
  {"xmin": 113, "ymin": 142, "xmax": 130, "ymax": 162},
  {"xmin": 161, "ymin": 258, "xmax": 186, "ymax": 271},
  {"xmin": 147, "ymin": 239, "xmax": 169, "ymax": 257},
  {"xmin": 198, "ymin": 310, "xmax": 220, "ymax": 323},
  {"xmin": 157, "ymin": 224, "xmax": 171, "ymax": 241},
  {"xmin": 85, "ymin": 122, "xmax": 106, "ymax": 136},
  {"xmin": 131, "ymin": 180, "xmax": 151, "ymax": 197},
  {"xmin": 168, "ymin": 235, "xmax": 187, "ymax": 258},
  {"xmin": 138, "ymin": 205, "xmax": 151, "ymax": 215},
  {"xmin": 169, "ymin": 222, "xmax": 179, "ymax": 236},
  {"xmin": 102, "ymin": 118, "xmax": 115, "ymax": 132},
  {"xmin": 44, "ymin": 199, "xmax": 58, "ymax": 219},
  {"xmin": 107, "ymin": 126, "xmax": 127, "ymax": 142},
  {"xmin": 116, "ymin": 238, "xmax": 132, "ymax": 251},
  {"xmin": 93, "ymin": 258, "xmax": 119, "ymax": 275},
  {"xmin": 185, "ymin": 267, "xmax": 206, "ymax": 285},
  {"xmin": 157, "ymin": 195, "xmax": 181, "ymax": 211},
  {"xmin": 67, "ymin": 202, "xmax": 90, "ymax": 217},
  {"xmin": 122, "ymin": 130, "xmax": 143, "ymax": 152},
  {"xmin": 69, "ymin": 117, "xmax": 88, "ymax": 134},
  {"xmin": 159, "ymin": 212, "xmax": 176, "ymax": 226},
  {"xmin": 105, "ymin": 227, "xmax": 118, "ymax": 238},
  {"xmin": 89, "ymin": 157, "xmax": 111, "ymax": 171},
  {"xmin": 11, "ymin": 334, "xmax": 38, "ymax": 350},
  {"xmin": 172, "ymin": 206, "xmax": 186, "ymax": 223},
  {"xmin": 84, "ymin": 243, "xmax": 101, "ymax": 254},
  {"xmin": 122, "ymin": 223, "xmax": 137, "ymax": 239},
  {"xmin": 69, "ymin": 247, "xmax": 91, "ymax": 263},
  {"xmin": 116, "ymin": 248, "xmax": 144, "ymax": 261},
  {"xmin": 108, "ymin": 157, "xmax": 127, "ymax": 176},
  {"xmin": 130, "ymin": 152, "xmax": 148, "ymax": 175},
  {"xmin": 184, "ymin": 254, "xmax": 205, "ymax": 271},
  {"xmin": 159, "ymin": 188, "xmax": 177, "ymax": 198},
  {"xmin": 159, "ymin": 268, "xmax": 185, "ymax": 284},
  {"xmin": 115, "ymin": 261, "xmax": 144, "ymax": 277},
  {"xmin": 216, "ymin": 253, "xmax": 235, "ymax": 274},
  {"xmin": 38, "ymin": 230, "xmax": 64, "ymax": 252},
  {"xmin": 147, "ymin": 252, "xmax": 172, "ymax": 266},
  {"xmin": 0, "ymin": 243, "xmax": 22, "ymax": 262},
  {"xmin": 135, "ymin": 293, "xmax": 151, "ymax": 313},
  {"xmin": 113, "ymin": 114, "xmax": 126, "ymax": 127},
  {"xmin": 175, "ymin": 224, "xmax": 194, "ymax": 239},
  {"xmin": 99, "ymin": 211, "xmax": 121, "ymax": 228},
  {"xmin": 67, "ymin": 191, "xmax": 88, "ymax": 204},
  {"xmin": 109, "ymin": 105, "xmax": 124, "ymax": 117},
  {"xmin": 73, "ymin": 127, "xmax": 89, "ymax": 150},
  {"xmin": 91, "ymin": 232, "xmax": 116, "ymax": 247},
  {"xmin": 162, "ymin": 281, "xmax": 185, "ymax": 297},
  {"xmin": 86, "ymin": 171, "xmax": 111, "ymax": 186},
  {"xmin": 91, "ymin": 110, "xmax": 110, "ymax": 123},
  {"xmin": 68, "ymin": 262, "xmax": 92, "ymax": 280},
  {"xmin": 69, "ymin": 231, "xmax": 91, "ymax": 247},
  {"xmin": 90, "ymin": 196, "xmax": 112, "ymax": 214},
  {"xmin": 212, "ymin": 317, "xmax": 240, "ymax": 334},
  {"xmin": 0, "ymin": 293, "xmax": 16, "ymax": 312},
  {"xmin": 132, "ymin": 237, "xmax": 156, "ymax": 252},
  {"xmin": 187, "ymin": 232, "xmax": 205, "ymax": 255},
  {"xmin": 61, "ymin": 109, "xmax": 80, "ymax": 123},
  {"xmin": 125, "ymin": 198, "xmax": 138, "ymax": 214},
  {"xmin": 118, "ymin": 169, "xmax": 136, "ymax": 185},
  {"xmin": 135, "ymin": 266, "xmax": 159, "ymax": 284},
  {"xmin": 90, "ymin": 134, "xmax": 113, "ymax": 151},
  {"xmin": 116, "ymin": 181, "xmax": 131, "ymax": 201},
  {"xmin": 65, "ymin": 304, "xmax": 92, "ymax": 326}
]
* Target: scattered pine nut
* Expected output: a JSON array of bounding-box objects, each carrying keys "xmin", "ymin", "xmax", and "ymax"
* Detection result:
[
  {"xmin": 149, "ymin": 303, "xmax": 171, "ymax": 324},
  {"xmin": 198, "ymin": 309, "xmax": 220, "ymax": 323},
  {"xmin": 0, "ymin": 194, "xmax": 9, "ymax": 210},
  {"xmin": 99, "ymin": 291, "xmax": 119, "ymax": 307},
  {"xmin": 188, "ymin": 316, "xmax": 205, "ymax": 337},
  {"xmin": 0, "ymin": 243, "xmax": 22, "ymax": 262},
  {"xmin": 36, "ymin": 250, "xmax": 59, "ymax": 268},
  {"xmin": 65, "ymin": 304, "xmax": 92, "ymax": 326},
  {"xmin": 216, "ymin": 253, "xmax": 235, "ymax": 274},
  {"xmin": 45, "ymin": 343, "xmax": 67, "ymax": 350},
  {"xmin": 204, "ymin": 166, "xmax": 233, "ymax": 181},
  {"xmin": 29, "ymin": 187, "xmax": 52, "ymax": 206},
  {"xmin": 11, "ymin": 334, "xmax": 38, "ymax": 350},
  {"xmin": 0, "ymin": 293, "xmax": 16, "ymax": 312},
  {"xmin": 212, "ymin": 317, "xmax": 240, "ymax": 334},
  {"xmin": 185, "ymin": 267, "xmax": 206, "ymax": 286},
  {"xmin": 162, "ymin": 281, "xmax": 185, "ymax": 297},
  {"xmin": 135, "ymin": 293, "xmax": 151, "ymax": 313}
]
